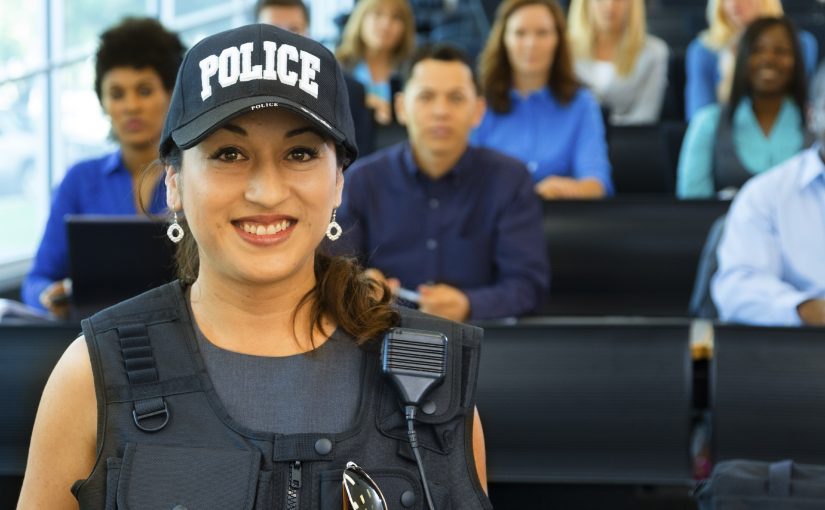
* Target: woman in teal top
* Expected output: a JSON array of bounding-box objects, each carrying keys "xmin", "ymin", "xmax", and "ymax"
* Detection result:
[{"xmin": 677, "ymin": 16, "xmax": 809, "ymax": 199}]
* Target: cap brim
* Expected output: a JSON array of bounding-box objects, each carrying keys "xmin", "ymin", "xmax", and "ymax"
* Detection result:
[{"xmin": 171, "ymin": 95, "xmax": 348, "ymax": 151}]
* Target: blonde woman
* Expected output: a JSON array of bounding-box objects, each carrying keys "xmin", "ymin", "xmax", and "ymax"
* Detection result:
[
  {"xmin": 568, "ymin": 0, "xmax": 668, "ymax": 125},
  {"xmin": 685, "ymin": 0, "xmax": 818, "ymax": 119},
  {"xmin": 336, "ymin": 0, "xmax": 416, "ymax": 125}
]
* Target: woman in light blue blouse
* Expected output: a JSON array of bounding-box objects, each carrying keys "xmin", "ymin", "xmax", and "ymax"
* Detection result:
[
  {"xmin": 335, "ymin": 0, "xmax": 415, "ymax": 126},
  {"xmin": 473, "ymin": 0, "xmax": 613, "ymax": 200},
  {"xmin": 677, "ymin": 16, "xmax": 809, "ymax": 199}
]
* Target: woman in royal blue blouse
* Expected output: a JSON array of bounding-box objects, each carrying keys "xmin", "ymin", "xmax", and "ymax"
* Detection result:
[
  {"xmin": 677, "ymin": 16, "xmax": 809, "ymax": 199},
  {"xmin": 472, "ymin": 0, "xmax": 613, "ymax": 200},
  {"xmin": 21, "ymin": 18, "xmax": 184, "ymax": 316}
]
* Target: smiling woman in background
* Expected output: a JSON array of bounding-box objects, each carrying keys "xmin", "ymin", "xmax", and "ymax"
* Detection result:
[
  {"xmin": 684, "ymin": 0, "xmax": 818, "ymax": 119},
  {"xmin": 567, "ymin": 0, "xmax": 668, "ymax": 125},
  {"xmin": 21, "ymin": 17, "xmax": 185, "ymax": 318},
  {"xmin": 677, "ymin": 16, "xmax": 809, "ymax": 199}
]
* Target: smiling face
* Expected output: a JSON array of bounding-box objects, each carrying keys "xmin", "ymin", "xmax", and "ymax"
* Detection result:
[
  {"xmin": 101, "ymin": 66, "xmax": 171, "ymax": 152},
  {"xmin": 748, "ymin": 24, "xmax": 795, "ymax": 97},
  {"xmin": 166, "ymin": 108, "xmax": 343, "ymax": 288},
  {"xmin": 503, "ymin": 3, "xmax": 558, "ymax": 82}
]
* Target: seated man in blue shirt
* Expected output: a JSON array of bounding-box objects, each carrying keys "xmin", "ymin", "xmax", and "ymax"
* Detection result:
[
  {"xmin": 334, "ymin": 43, "xmax": 549, "ymax": 322},
  {"xmin": 711, "ymin": 61, "xmax": 825, "ymax": 327}
]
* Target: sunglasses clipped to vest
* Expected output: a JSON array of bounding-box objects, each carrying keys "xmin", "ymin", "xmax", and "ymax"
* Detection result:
[{"xmin": 342, "ymin": 461, "xmax": 388, "ymax": 510}]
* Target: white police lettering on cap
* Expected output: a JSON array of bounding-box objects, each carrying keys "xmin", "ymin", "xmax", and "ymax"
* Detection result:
[{"xmin": 199, "ymin": 41, "xmax": 320, "ymax": 101}]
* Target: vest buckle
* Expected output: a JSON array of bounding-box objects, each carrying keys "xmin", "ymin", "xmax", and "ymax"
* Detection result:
[{"xmin": 132, "ymin": 399, "xmax": 170, "ymax": 432}]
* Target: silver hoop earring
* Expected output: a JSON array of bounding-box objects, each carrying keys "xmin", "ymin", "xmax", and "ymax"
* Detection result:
[
  {"xmin": 326, "ymin": 208, "xmax": 342, "ymax": 241},
  {"xmin": 167, "ymin": 211, "xmax": 185, "ymax": 244}
]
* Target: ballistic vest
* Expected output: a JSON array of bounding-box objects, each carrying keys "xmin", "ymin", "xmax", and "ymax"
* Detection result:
[{"xmin": 71, "ymin": 281, "xmax": 492, "ymax": 510}]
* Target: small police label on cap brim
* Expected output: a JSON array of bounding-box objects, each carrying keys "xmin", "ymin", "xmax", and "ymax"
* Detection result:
[{"xmin": 250, "ymin": 102, "xmax": 279, "ymax": 111}]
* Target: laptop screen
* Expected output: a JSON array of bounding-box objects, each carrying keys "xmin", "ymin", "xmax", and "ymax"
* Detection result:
[{"xmin": 66, "ymin": 215, "xmax": 177, "ymax": 320}]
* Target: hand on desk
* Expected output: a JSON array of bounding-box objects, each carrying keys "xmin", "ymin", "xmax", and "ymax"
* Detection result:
[
  {"xmin": 418, "ymin": 284, "xmax": 470, "ymax": 322},
  {"xmin": 534, "ymin": 176, "xmax": 606, "ymax": 200},
  {"xmin": 797, "ymin": 299, "xmax": 825, "ymax": 326},
  {"xmin": 39, "ymin": 279, "xmax": 71, "ymax": 320}
]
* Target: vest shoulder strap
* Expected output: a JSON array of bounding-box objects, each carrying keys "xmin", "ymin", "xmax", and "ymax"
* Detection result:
[{"xmin": 82, "ymin": 281, "xmax": 198, "ymax": 432}]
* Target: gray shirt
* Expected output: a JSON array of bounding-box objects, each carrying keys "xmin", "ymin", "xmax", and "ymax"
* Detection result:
[
  {"xmin": 575, "ymin": 36, "xmax": 669, "ymax": 125},
  {"xmin": 194, "ymin": 321, "xmax": 364, "ymax": 435}
]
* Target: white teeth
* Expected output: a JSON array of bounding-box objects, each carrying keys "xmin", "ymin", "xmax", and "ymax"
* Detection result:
[{"xmin": 240, "ymin": 220, "xmax": 292, "ymax": 236}]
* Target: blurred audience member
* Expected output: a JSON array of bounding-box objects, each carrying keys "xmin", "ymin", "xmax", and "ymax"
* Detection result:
[
  {"xmin": 711, "ymin": 61, "xmax": 825, "ymax": 327},
  {"xmin": 677, "ymin": 17, "xmax": 809, "ymax": 199},
  {"xmin": 473, "ymin": 0, "xmax": 613, "ymax": 200},
  {"xmin": 409, "ymin": 0, "xmax": 490, "ymax": 60},
  {"xmin": 336, "ymin": 0, "xmax": 416, "ymax": 127},
  {"xmin": 568, "ymin": 0, "xmax": 668, "ymax": 125},
  {"xmin": 685, "ymin": 0, "xmax": 818, "ymax": 120},
  {"xmin": 256, "ymin": 0, "xmax": 375, "ymax": 155},
  {"xmin": 21, "ymin": 18, "xmax": 184, "ymax": 317},
  {"xmin": 335, "ymin": 44, "xmax": 549, "ymax": 321}
]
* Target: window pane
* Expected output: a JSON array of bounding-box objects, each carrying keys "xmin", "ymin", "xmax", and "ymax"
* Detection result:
[
  {"xmin": 174, "ymin": 0, "xmax": 225, "ymax": 17},
  {"xmin": 0, "ymin": 0, "xmax": 46, "ymax": 77},
  {"xmin": 60, "ymin": 0, "xmax": 152, "ymax": 57},
  {"xmin": 51, "ymin": 60, "xmax": 113, "ymax": 187},
  {"xmin": 179, "ymin": 18, "xmax": 241, "ymax": 48},
  {"xmin": 0, "ymin": 75, "xmax": 50, "ymax": 265}
]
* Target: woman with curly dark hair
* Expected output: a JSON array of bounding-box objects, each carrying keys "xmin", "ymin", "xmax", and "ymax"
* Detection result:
[
  {"xmin": 471, "ymin": 0, "xmax": 613, "ymax": 200},
  {"xmin": 21, "ymin": 17, "xmax": 185, "ymax": 318}
]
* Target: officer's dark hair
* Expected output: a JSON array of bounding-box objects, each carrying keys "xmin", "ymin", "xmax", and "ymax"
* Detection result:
[
  {"xmin": 254, "ymin": 0, "xmax": 310, "ymax": 24},
  {"xmin": 400, "ymin": 43, "xmax": 481, "ymax": 93},
  {"xmin": 94, "ymin": 17, "xmax": 185, "ymax": 102},
  {"xmin": 728, "ymin": 16, "xmax": 807, "ymax": 125},
  {"xmin": 153, "ymin": 144, "xmax": 398, "ymax": 346}
]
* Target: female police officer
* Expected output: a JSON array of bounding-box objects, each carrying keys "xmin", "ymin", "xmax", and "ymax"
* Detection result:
[{"xmin": 19, "ymin": 23, "xmax": 490, "ymax": 510}]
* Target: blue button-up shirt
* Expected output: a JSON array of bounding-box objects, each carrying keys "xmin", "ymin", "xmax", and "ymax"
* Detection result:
[
  {"xmin": 470, "ymin": 87, "xmax": 614, "ymax": 195},
  {"xmin": 22, "ymin": 151, "xmax": 167, "ymax": 310},
  {"xmin": 712, "ymin": 146, "xmax": 825, "ymax": 326},
  {"xmin": 334, "ymin": 143, "xmax": 549, "ymax": 320}
]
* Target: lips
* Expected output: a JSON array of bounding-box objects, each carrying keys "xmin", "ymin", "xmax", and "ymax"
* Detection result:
[
  {"xmin": 124, "ymin": 119, "xmax": 144, "ymax": 131},
  {"xmin": 232, "ymin": 215, "xmax": 297, "ymax": 245}
]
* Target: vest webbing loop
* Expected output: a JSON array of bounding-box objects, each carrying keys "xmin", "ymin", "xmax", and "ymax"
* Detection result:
[{"xmin": 117, "ymin": 324, "xmax": 169, "ymax": 432}]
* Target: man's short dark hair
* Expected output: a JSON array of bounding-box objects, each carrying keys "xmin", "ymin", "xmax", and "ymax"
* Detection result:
[
  {"xmin": 400, "ymin": 43, "xmax": 480, "ymax": 92},
  {"xmin": 254, "ymin": 0, "xmax": 310, "ymax": 25},
  {"xmin": 94, "ymin": 17, "xmax": 185, "ymax": 102}
]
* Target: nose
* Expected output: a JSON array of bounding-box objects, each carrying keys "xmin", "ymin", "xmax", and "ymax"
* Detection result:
[
  {"xmin": 245, "ymin": 161, "xmax": 290, "ymax": 208},
  {"xmin": 123, "ymin": 90, "xmax": 141, "ymax": 112}
]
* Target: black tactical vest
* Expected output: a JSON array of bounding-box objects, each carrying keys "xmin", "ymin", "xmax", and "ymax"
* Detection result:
[{"xmin": 71, "ymin": 282, "xmax": 492, "ymax": 510}]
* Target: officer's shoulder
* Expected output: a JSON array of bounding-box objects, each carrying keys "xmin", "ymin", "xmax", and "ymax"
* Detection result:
[{"xmin": 396, "ymin": 306, "xmax": 483, "ymax": 345}]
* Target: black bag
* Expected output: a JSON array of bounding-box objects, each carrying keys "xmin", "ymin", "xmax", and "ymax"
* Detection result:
[{"xmin": 694, "ymin": 459, "xmax": 825, "ymax": 509}]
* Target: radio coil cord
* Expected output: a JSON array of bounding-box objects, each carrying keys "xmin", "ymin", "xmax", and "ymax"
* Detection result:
[{"xmin": 405, "ymin": 405, "xmax": 436, "ymax": 510}]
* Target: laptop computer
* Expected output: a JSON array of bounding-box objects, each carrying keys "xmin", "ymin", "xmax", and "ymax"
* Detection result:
[{"xmin": 65, "ymin": 215, "xmax": 177, "ymax": 321}]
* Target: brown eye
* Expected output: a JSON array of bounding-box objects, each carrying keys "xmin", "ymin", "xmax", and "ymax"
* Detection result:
[
  {"xmin": 210, "ymin": 147, "xmax": 245, "ymax": 162},
  {"xmin": 287, "ymin": 147, "xmax": 320, "ymax": 162}
]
